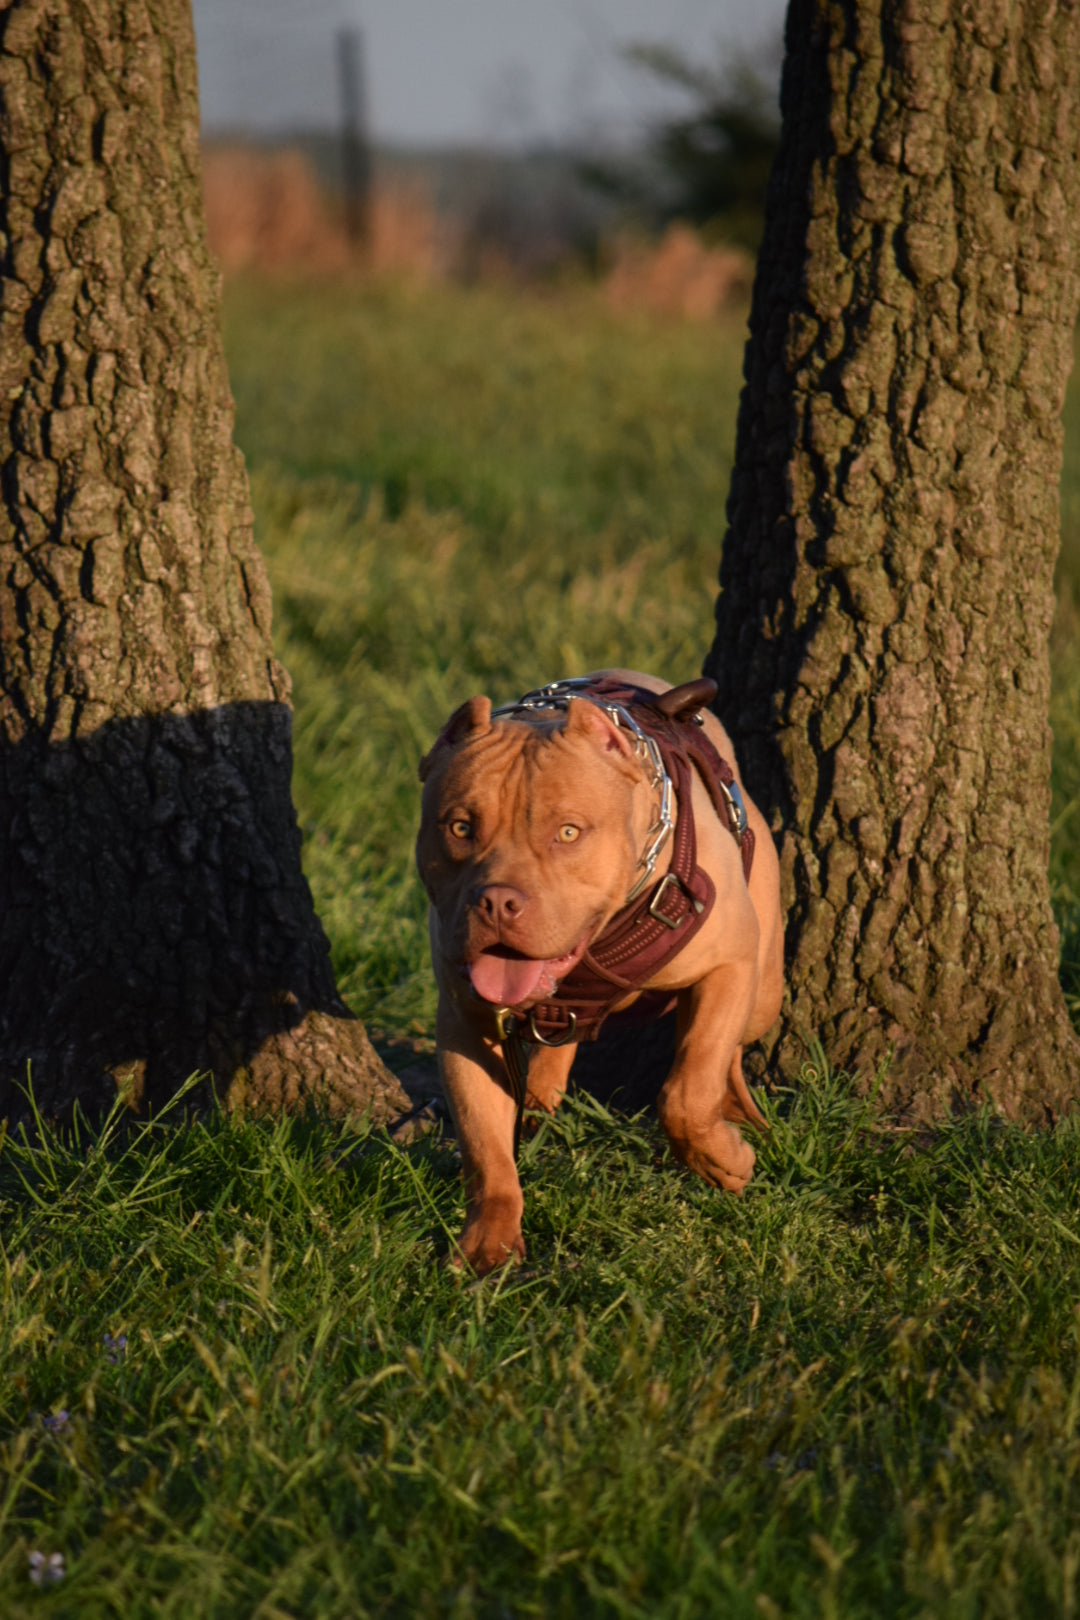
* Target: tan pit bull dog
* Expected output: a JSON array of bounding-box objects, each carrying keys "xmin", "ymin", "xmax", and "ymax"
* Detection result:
[{"xmin": 416, "ymin": 671, "xmax": 783, "ymax": 1276}]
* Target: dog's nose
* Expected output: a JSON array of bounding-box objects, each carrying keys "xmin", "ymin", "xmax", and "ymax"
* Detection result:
[{"xmin": 470, "ymin": 884, "xmax": 529, "ymax": 923}]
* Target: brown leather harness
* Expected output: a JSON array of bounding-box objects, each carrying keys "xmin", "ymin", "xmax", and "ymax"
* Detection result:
[{"xmin": 485, "ymin": 676, "xmax": 755, "ymax": 1153}]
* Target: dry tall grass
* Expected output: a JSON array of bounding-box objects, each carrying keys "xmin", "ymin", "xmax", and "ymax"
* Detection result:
[
  {"xmin": 605, "ymin": 224, "xmax": 754, "ymax": 321},
  {"xmin": 201, "ymin": 142, "xmax": 754, "ymax": 318},
  {"xmin": 201, "ymin": 144, "xmax": 456, "ymax": 280}
]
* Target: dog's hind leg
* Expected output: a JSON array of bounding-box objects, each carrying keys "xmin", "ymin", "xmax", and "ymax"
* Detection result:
[{"xmin": 657, "ymin": 960, "xmax": 761, "ymax": 1193}]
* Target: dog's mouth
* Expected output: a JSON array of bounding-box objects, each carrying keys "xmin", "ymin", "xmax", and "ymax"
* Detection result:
[{"xmin": 467, "ymin": 934, "xmax": 590, "ymax": 1008}]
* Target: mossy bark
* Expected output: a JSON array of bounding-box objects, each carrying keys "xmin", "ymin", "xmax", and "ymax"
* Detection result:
[
  {"xmin": 705, "ymin": 0, "xmax": 1080, "ymax": 1118},
  {"xmin": 0, "ymin": 0, "xmax": 405, "ymax": 1122}
]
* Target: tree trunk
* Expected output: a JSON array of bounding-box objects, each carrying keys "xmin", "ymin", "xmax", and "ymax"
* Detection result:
[
  {"xmin": 705, "ymin": 0, "xmax": 1080, "ymax": 1119},
  {"xmin": 0, "ymin": 0, "xmax": 406, "ymax": 1123}
]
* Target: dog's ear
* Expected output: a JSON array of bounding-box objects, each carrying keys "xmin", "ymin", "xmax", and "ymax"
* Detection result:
[
  {"xmin": 563, "ymin": 697, "xmax": 635, "ymax": 762},
  {"xmin": 418, "ymin": 696, "xmax": 492, "ymax": 782}
]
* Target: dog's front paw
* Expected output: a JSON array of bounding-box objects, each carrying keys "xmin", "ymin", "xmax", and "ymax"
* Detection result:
[{"xmin": 450, "ymin": 1199, "xmax": 526, "ymax": 1277}]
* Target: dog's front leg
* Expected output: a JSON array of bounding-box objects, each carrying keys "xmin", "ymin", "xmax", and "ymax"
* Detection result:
[
  {"xmin": 437, "ymin": 1005, "xmax": 525, "ymax": 1274},
  {"xmin": 525, "ymin": 1040, "xmax": 577, "ymax": 1113},
  {"xmin": 657, "ymin": 960, "xmax": 761, "ymax": 1194}
]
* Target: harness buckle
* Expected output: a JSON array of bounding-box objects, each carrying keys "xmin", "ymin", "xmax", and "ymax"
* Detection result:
[{"xmin": 647, "ymin": 871, "xmax": 689, "ymax": 930}]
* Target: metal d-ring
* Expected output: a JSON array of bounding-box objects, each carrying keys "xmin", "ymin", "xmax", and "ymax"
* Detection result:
[{"xmin": 527, "ymin": 1011, "xmax": 577, "ymax": 1046}]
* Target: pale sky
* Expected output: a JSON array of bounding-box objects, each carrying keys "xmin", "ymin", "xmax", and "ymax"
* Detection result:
[{"xmin": 191, "ymin": 0, "xmax": 786, "ymax": 147}]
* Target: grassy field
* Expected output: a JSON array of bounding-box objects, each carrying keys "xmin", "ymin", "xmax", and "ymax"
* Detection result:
[{"xmin": 2, "ymin": 276, "xmax": 1080, "ymax": 1615}]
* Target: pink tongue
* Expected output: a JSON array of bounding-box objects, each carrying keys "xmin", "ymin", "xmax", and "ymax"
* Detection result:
[{"xmin": 469, "ymin": 952, "xmax": 550, "ymax": 1006}]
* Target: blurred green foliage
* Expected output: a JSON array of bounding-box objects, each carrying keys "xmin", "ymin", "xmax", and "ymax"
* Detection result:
[{"xmin": 583, "ymin": 44, "xmax": 781, "ymax": 251}]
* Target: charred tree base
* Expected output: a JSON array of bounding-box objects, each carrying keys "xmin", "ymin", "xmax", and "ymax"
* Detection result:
[
  {"xmin": 0, "ymin": 703, "xmax": 407, "ymax": 1127},
  {"xmin": 6, "ymin": 1008, "xmax": 408, "ymax": 1131}
]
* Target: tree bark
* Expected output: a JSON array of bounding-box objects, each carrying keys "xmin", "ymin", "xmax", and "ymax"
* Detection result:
[
  {"xmin": 705, "ymin": 0, "xmax": 1080, "ymax": 1119},
  {"xmin": 0, "ymin": 0, "xmax": 406, "ymax": 1123}
]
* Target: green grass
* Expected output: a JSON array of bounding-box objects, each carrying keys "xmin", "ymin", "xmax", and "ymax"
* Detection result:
[
  {"xmin": 4, "ymin": 1065, "xmax": 1080, "ymax": 1616},
  {"xmin": 3, "ymin": 274, "xmax": 1080, "ymax": 1613}
]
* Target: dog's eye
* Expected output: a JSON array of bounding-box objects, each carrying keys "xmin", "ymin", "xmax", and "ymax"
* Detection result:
[
  {"xmin": 449, "ymin": 819, "xmax": 472, "ymax": 840},
  {"xmin": 557, "ymin": 824, "xmax": 580, "ymax": 844}
]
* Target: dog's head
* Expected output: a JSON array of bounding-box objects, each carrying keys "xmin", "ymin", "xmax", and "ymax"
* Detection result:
[{"xmin": 416, "ymin": 696, "xmax": 651, "ymax": 1007}]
